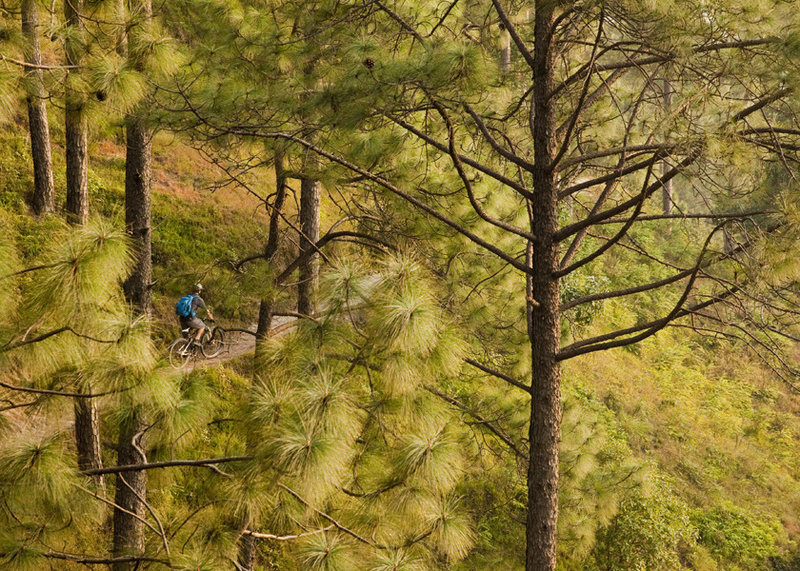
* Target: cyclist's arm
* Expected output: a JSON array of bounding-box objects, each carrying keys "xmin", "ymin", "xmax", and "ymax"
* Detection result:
[{"xmin": 196, "ymin": 296, "xmax": 214, "ymax": 321}]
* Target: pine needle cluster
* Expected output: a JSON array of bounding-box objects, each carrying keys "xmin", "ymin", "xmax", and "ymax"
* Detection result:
[{"xmin": 243, "ymin": 254, "xmax": 475, "ymax": 569}]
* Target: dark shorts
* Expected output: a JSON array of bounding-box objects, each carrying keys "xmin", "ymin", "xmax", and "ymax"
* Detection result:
[{"xmin": 179, "ymin": 316, "xmax": 206, "ymax": 331}]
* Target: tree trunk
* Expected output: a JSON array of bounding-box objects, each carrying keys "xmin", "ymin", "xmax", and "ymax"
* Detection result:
[
  {"xmin": 21, "ymin": 0, "xmax": 54, "ymax": 215},
  {"xmin": 527, "ymin": 3, "xmax": 561, "ymax": 571},
  {"xmin": 254, "ymin": 153, "xmax": 286, "ymax": 353},
  {"xmin": 64, "ymin": 0, "xmax": 88, "ymax": 225},
  {"xmin": 123, "ymin": 114, "xmax": 153, "ymax": 315},
  {"xmin": 238, "ymin": 531, "xmax": 257, "ymax": 571},
  {"xmin": 255, "ymin": 299, "xmax": 274, "ymax": 345},
  {"xmin": 662, "ymin": 80, "xmax": 673, "ymax": 216},
  {"xmin": 112, "ymin": 412, "xmax": 148, "ymax": 571},
  {"xmin": 241, "ymin": 155, "xmax": 288, "ymax": 568},
  {"xmin": 114, "ymin": 3, "xmax": 152, "ymax": 568},
  {"xmin": 298, "ymin": 176, "xmax": 320, "ymax": 316},
  {"xmin": 499, "ymin": 27, "xmax": 511, "ymax": 73},
  {"xmin": 74, "ymin": 398, "xmax": 105, "ymax": 490},
  {"xmin": 62, "ymin": 0, "xmax": 104, "ymax": 490}
]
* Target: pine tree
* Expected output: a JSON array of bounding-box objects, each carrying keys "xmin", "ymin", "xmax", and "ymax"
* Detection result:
[
  {"xmin": 122, "ymin": 0, "xmax": 154, "ymax": 317},
  {"xmin": 21, "ymin": 0, "xmax": 55, "ymax": 215},
  {"xmin": 64, "ymin": 0, "xmax": 89, "ymax": 225},
  {"xmin": 161, "ymin": 1, "xmax": 800, "ymax": 569}
]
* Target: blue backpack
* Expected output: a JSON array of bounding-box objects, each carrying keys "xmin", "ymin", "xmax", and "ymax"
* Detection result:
[{"xmin": 175, "ymin": 295, "xmax": 196, "ymax": 318}]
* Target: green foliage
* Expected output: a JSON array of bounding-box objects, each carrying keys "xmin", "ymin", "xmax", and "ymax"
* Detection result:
[
  {"xmin": 2, "ymin": 0, "xmax": 800, "ymax": 567},
  {"xmin": 592, "ymin": 482, "xmax": 697, "ymax": 570},
  {"xmin": 692, "ymin": 504, "xmax": 784, "ymax": 569},
  {"xmin": 243, "ymin": 255, "xmax": 475, "ymax": 567},
  {"xmin": 299, "ymin": 533, "xmax": 355, "ymax": 571}
]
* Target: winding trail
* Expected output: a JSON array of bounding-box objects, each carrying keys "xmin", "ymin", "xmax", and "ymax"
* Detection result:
[{"xmin": 180, "ymin": 316, "xmax": 295, "ymax": 370}]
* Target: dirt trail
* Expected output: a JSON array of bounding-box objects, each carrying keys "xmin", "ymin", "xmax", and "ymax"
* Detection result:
[{"xmin": 180, "ymin": 316, "xmax": 295, "ymax": 371}]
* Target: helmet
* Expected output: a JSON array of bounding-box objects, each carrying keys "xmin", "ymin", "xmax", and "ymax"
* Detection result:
[{"xmin": 195, "ymin": 283, "xmax": 203, "ymax": 292}]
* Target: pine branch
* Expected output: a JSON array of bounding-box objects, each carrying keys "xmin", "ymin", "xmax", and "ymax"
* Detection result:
[
  {"xmin": 555, "ymin": 151, "xmax": 699, "ymax": 242},
  {"xmin": 464, "ymin": 358, "xmax": 531, "ymax": 393},
  {"xmin": 41, "ymin": 551, "xmax": 168, "ymax": 565},
  {"xmin": 432, "ymin": 100, "xmax": 536, "ymax": 241},
  {"xmin": 242, "ymin": 525, "xmax": 334, "ymax": 540},
  {"xmin": 0, "ymin": 379, "xmax": 121, "ymax": 399},
  {"xmin": 82, "ymin": 456, "xmax": 252, "ymax": 476},
  {"xmin": 2, "ymin": 326, "xmax": 119, "ymax": 352},
  {"xmin": 424, "ymin": 384, "xmax": 525, "ymax": 459},
  {"xmin": 277, "ymin": 483, "xmax": 381, "ymax": 548}
]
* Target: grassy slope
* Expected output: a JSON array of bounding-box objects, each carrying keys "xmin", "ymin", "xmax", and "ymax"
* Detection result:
[{"xmin": 4, "ymin": 116, "xmax": 800, "ymax": 569}]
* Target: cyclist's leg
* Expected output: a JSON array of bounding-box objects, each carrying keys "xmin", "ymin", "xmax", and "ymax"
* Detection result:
[{"xmin": 185, "ymin": 316, "xmax": 206, "ymax": 342}]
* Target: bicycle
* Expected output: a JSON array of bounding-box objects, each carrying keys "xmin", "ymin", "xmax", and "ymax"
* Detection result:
[{"xmin": 168, "ymin": 321, "xmax": 225, "ymax": 369}]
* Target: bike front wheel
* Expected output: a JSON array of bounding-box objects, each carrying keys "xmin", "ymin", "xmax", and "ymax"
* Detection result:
[
  {"xmin": 201, "ymin": 327, "xmax": 225, "ymax": 358},
  {"xmin": 169, "ymin": 338, "xmax": 195, "ymax": 369}
]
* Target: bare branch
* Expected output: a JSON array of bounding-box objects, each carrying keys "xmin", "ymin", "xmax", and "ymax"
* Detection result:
[
  {"xmin": 463, "ymin": 104, "xmax": 535, "ymax": 173},
  {"xmin": 2, "ymin": 326, "xmax": 118, "ymax": 352},
  {"xmin": 243, "ymin": 525, "xmax": 334, "ymax": 540},
  {"xmin": 464, "ymin": 357, "xmax": 531, "ymax": 393},
  {"xmin": 82, "ymin": 456, "xmax": 252, "ymax": 476},
  {"xmin": 558, "ymin": 226, "xmax": 729, "ymax": 360},
  {"xmin": 42, "ymin": 551, "xmax": 168, "ymax": 565},
  {"xmin": 556, "ymin": 151, "xmax": 699, "ymax": 241},
  {"xmin": 732, "ymin": 87, "xmax": 792, "ymax": 122},
  {"xmin": 432, "ymin": 101, "xmax": 536, "ymax": 241},
  {"xmin": 0, "ymin": 379, "xmax": 121, "ymax": 399},
  {"xmin": 277, "ymin": 483, "xmax": 381, "ymax": 548},
  {"xmin": 0, "ymin": 53, "xmax": 78, "ymax": 70},
  {"xmin": 424, "ymin": 384, "xmax": 525, "ymax": 459},
  {"xmin": 555, "ymin": 161, "xmax": 655, "ymax": 277},
  {"xmin": 219, "ymin": 130, "xmax": 534, "ymax": 275},
  {"xmin": 374, "ymin": 0, "xmax": 424, "ymax": 43},
  {"xmin": 388, "ymin": 114, "xmax": 535, "ymax": 200},
  {"xmin": 557, "ymin": 143, "xmax": 674, "ymax": 171},
  {"xmin": 552, "ymin": 8, "xmax": 606, "ymax": 170},
  {"xmin": 558, "ymin": 154, "xmax": 661, "ymax": 199},
  {"xmin": 561, "ymin": 268, "xmax": 691, "ymax": 312}
]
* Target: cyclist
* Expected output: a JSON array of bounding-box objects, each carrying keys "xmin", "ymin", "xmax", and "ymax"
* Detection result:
[{"xmin": 178, "ymin": 284, "xmax": 215, "ymax": 346}]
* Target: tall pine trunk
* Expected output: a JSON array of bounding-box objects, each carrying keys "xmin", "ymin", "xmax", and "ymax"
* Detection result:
[
  {"xmin": 114, "ymin": 2, "xmax": 153, "ymax": 568},
  {"xmin": 122, "ymin": 114, "xmax": 153, "ymax": 314},
  {"xmin": 64, "ymin": 0, "xmax": 88, "ymax": 224},
  {"xmin": 74, "ymin": 398, "xmax": 105, "ymax": 490},
  {"xmin": 21, "ymin": 0, "xmax": 54, "ymax": 215},
  {"xmin": 240, "ymin": 155, "xmax": 288, "ymax": 571},
  {"xmin": 298, "ymin": 175, "xmax": 320, "ymax": 316},
  {"xmin": 661, "ymin": 80, "xmax": 674, "ymax": 216},
  {"xmin": 527, "ymin": 3, "xmax": 561, "ymax": 570},
  {"xmin": 62, "ymin": 0, "xmax": 104, "ymax": 491},
  {"xmin": 112, "ymin": 413, "xmax": 148, "ymax": 571}
]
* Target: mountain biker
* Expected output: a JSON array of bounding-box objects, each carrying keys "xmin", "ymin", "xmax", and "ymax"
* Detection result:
[{"xmin": 178, "ymin": 284, "xmax": 215, "ymax": 346}]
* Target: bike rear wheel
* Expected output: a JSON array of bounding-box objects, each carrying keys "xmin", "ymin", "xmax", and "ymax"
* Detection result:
[
  {"xmin": 201, "ymin": 327, "xmax": 225, "ymax": 358},
  {"xmin": 169, "ymin": 338, "xmax": 195, "ymax": 368}
]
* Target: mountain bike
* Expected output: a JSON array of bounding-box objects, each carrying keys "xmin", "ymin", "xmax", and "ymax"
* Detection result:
[{"xmin": 168, "ymin": 321, "xmax": 225, "ymax": 368}]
